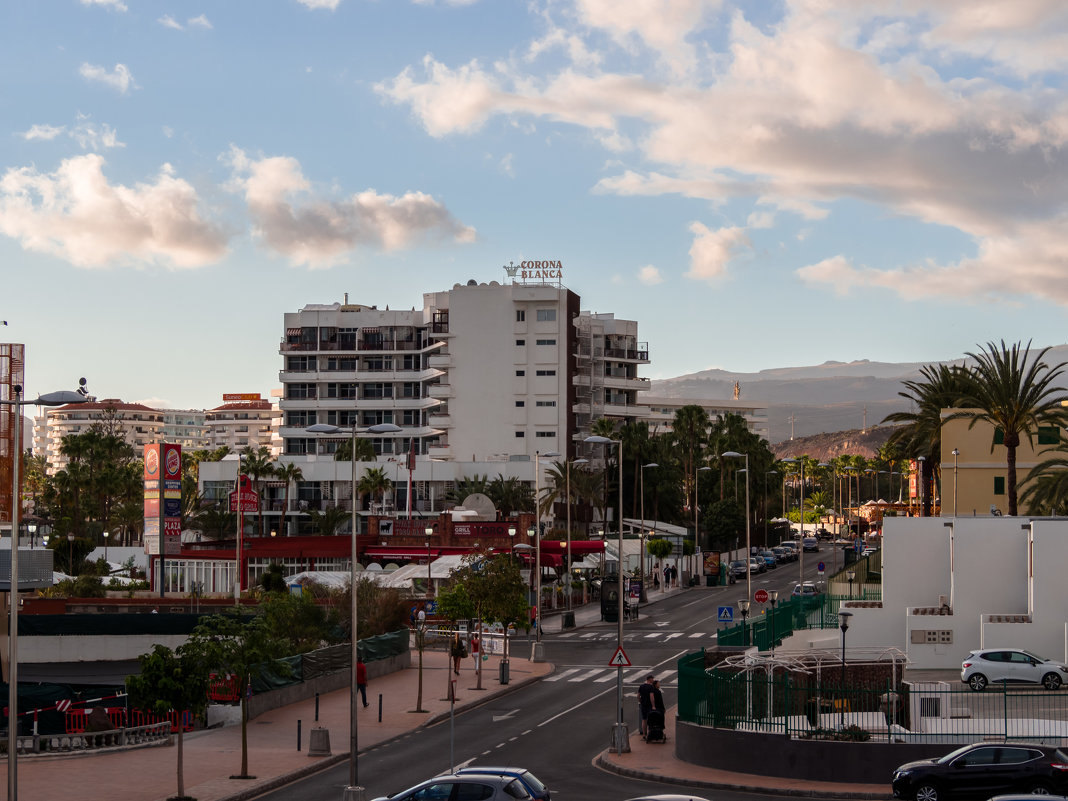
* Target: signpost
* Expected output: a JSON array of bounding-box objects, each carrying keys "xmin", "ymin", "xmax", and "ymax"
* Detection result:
[
  {"xmin": 754, "ymin": 589, "xmax": 769, "ymax": 604},
  {"xmin": 609, "ymin": 646, "xmax": 631, "ymax": 668}
]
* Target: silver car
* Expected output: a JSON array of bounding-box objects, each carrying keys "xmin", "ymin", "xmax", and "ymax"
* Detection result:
[
  {"xmin": 961, "ymin": 648, "xmax": 1068, "ymax": 691},
  {"xmin": 371, "ymin": 772, "xmax": 533, "ymax": 801}
]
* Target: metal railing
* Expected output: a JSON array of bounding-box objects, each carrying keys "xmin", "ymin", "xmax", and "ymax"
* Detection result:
[{"xmin": 9, "ymin": 721, "xmax": 172, "ymax": 755}]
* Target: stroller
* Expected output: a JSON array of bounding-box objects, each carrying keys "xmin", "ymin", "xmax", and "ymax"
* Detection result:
[{"xmin": 644, "ymin": 709, "xmax": 666, "ymax": 743}]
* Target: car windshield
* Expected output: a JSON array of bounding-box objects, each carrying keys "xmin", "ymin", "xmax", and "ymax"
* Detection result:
[
  {"xmin": 936, "ymin": 744, "xmax": 981, "ymax": 764},
  {"xmin": 504, "ymin": 779, "xmax": 531, "ymax": 799},
  {"xmin": 518, "ymin": 771, "xmax": 546, "ymax": 793}
]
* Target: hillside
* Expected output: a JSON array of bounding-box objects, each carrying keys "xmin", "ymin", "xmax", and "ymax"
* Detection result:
[{"xmin": 771, "ymin": 425, "xmax": 895, "ymax": 461}]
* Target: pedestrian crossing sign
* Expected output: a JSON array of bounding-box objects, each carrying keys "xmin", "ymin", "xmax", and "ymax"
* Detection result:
[
  {"xmin": 718, "ymin": 606, "xmax": 734, "ymax": 623},
  {"xmin": 608, "ymin": 646, "xmax": 631, "ymax": 667}
]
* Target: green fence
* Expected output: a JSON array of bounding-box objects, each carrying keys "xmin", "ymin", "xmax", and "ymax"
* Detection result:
[{"xmin": 678, "ymin": 652, "xmax": 1068, "ymax": 744}]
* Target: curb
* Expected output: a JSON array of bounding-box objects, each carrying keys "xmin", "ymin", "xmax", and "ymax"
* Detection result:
[{"xmin": 593, "ymin": 753, "xmax": 893, "ymax": 800}]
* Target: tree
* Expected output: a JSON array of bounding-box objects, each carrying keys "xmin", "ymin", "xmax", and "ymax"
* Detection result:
[
  {"xmin": 445, "ymin": 474, "xmax": 491, "ymax": 505},
  {"xmin": 589, "ymin": 417, "xmax": 620, "ymax": 532},
  {"xmin": 188, "ymin": 504, "xmax": 237, "ymax": 541},
  {"xmin": 1021, "ymin": 456, "xmax": 1068, "ymax": 515},
  {"xmin": 883, "ymin": 363, "xmax": 972, "ymax": 516},
  {"xmin": 306, "ymin": 505, "xmax": 349, "ymax": 536},
  {"xmin": 646, "ymin": 538, "xmax": 673, "ymax": 589},
  {"xmin": 487, "ymin": 474, "xmax": 531, "ymax": 518},
  {"xmin": 357, "ymin": 466, "xmax": 392, "ymax": 514},
  {"xmin": 334, "ymin": 437, "xmax": 376, "ymax": 462},
  {"xmin": 704, "ymin": 498, "xmax": 744, "ymax": 553},
  {"xmin": 273, "ymin": 461, "xmax": 304, "ymax": 537},
  {"xmin": 241, "ymin": 445, "xmax": 275, "ymax": 538},
  {"xmin": 126, "ymin": 644, "xmax": 209, "ymax": 801},
  {"xmin": 185, "ymin": 613, "xmax": 291, "ymax": 780},
  {"xmin": 950, "ymin": 340, "xmax": 1068, "ymax": 516},
  {"xmin": 671, "ymin": 406, "xmax": 709, "ymax": 511}
]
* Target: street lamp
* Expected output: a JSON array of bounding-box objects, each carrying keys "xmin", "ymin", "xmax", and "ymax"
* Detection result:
[
  {"xmin": 102, "ymin": 530, "xmax": 109, "ymax": 565},
  {"xmin": 951, "ymin": 448, "xmax": 960, "ymax": 517},
  {"xmin": 565, "ymin": 458, "xmax": 587, "ymax": 614},
  {"xmin": 2, "ymin": 381, "xmax": 89, "ymax": 801},
  {"xmin": 639, "ymin": 462, "xmax": 658, "ymax": 600},
  {"xmin": 695, "ymin": 464, "xmax": 711, "ymax": 563},
  {"xmin": 838, "ymin": 609, "xmax": 853, "ymax": 730},
  {"xmin": 306, "ymin": 420, "xmax": 401, "ymax": 801},
  {"xmin": 738, "ymin": 599, "xmax": 751, "ymax": 647},
  {"xmin": 723, "ymin": 452, "xmax": 751, "ymax": 603},
  {"xmin": 782, "ymin": 457, "xmax": 806, "ymax": 583},
  {"xmin": 847, "ymin": 569, "xmax": 856, "ymax": 600},
  {"xmin": 916, "ymin": 455, "xmax": 926, "ymax": 516},
  {"xmin": 585, "ymin": 433, "xmax": 626, "ymax": 754},
  {"xmin": 532, "ymin": 450, "xmax": 558, "ymax": 652},
  {"xmin": 424, "ymin": 526, "xmax": 433, "ymax": 599},
  {"xmin": 764, "ymin": 471, "xmax": 777, "ymax": 548}
]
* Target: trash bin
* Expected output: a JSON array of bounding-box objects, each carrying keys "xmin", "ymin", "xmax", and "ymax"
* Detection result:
[
  {"xmin": 562, "ymin": 611, "xmax": 575, "ymax": 629},
  {"xmin": 499, "ymin": 659, "xmax": 510, "ymax": 685},
  {"xmin": 705, "ymin": 574, "xmax": 715, "ymax": 586}
]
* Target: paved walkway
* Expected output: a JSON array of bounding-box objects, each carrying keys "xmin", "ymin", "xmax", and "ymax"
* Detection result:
[{"xmin": 0, "ymin": 585, "xmax": 892, "ymax": 800}]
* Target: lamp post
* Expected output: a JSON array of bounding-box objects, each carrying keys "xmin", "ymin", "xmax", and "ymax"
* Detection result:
[
  {"xmin": 26, "ymin": 523, "xmax": 35, "ymax": 549},
  {"xmin": 769, "ymin": 590, "xmax": 778, "ymax": 651},
  {"xmin": 532, "ymin": 450, "xmax": 558, "ymax": 651},
  {"xmin": 916, "ymin": 455, "xmax": 926, "ymax": 516},
  {"xmin": 695, "ymin": 464, "xmax": 711, "ymax": 564},
  {"xmin": 739, "ymin": 599, "xmax": 751, "ymax": 647},
  {"xmin": 2, "ymin": 381, "xmax": 88, "ymax": 801},
  {"xmin": 102, "ymin": 530, "xmax": 109, "ymax": 565},
  {"xmin": 306, "ymin": 420, "xmax": 401, "ymax": 801},
  {"xmin": 639, "ymin": 462, "xmax": 658, "ymax": 600},
  {"xmin": 424, "ymin": 526, "xmax": 433, "ymax": 599},
  {"xmin": 783, "ymin": 457, "xmax": 805, "ymax": 582},
  {"xmin": 723, "ymin": 452, "xmax": 751, "ymax": 602},
  {"xmin": 764, "ymin": 471, "xmax": 777, "ymax": 548},
  {"xmin": 951, "ymin": 448, "xmax": 959, "ymax": 517},
  {"xmin": 565, "ymin": 458, "xmax": 587, "ymax": 614},
  {"xmin": 847, "ymin": 569, "xmax": 855, "ymax": 600},
  {"xmin": 585, "ymin": 434, "xmax": 627, "ymax": 754},
  {"xmin": 838, "ymin": 609, "xmax": 853, "ymax": 730}
]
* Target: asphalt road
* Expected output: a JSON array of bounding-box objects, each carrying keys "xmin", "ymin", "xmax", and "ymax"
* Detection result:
[{"xmin": 254, "ymin": 550, "xmax": 834, "ymax": 801}]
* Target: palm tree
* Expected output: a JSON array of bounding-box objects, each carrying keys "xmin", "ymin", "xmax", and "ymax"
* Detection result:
[
  {"xmin": 590, "ymin": 417, "xmax": 620, "ymax": 534},
  {"xmin": 306, "ymin": 505, "xmax": 349, "ymax": 536},
  {"xmin": 671, "ymin": 406, "xmax": 709, "ymax": 510},
  {"xmin": 1021, "ymin": 456, "xmax": 1068, "ymax": 515},
  {"xmin": 274, "ymin": 462, "xmax": 304, "ymax": 536},
  {"xmin": 334, "ymin": 437, "xmax": 376, "ymax": 462},
  {"xmin": 241, "ymin": 445, "xmax": 275, "ymax": 537},
  {"xmin": 445, "ymin": 474, "xmax": 491, "ymax": 505},
  {"xmin": 949, "ymin": 340, "xmax": 1068, "ymax": 516},
  {"xmin": 884, "ymin": 363, "xmax": 971, "ymax": 516},
  {"xmin": 487, "ymin": 474, "xmax": 532, "ymax": 518},
  {"xmin": 357, "ymin": 467, "xmax": 393, "ymax": 514}
]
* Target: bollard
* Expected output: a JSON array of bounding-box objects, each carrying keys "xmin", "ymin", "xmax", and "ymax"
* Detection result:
[
  {"xmin": 297, "ymin": 719, "xmax": 302, "ymax": 751},
  {"xmin": 378, "ymin": 693, "xmax": 382, "ymax": 722},
  {"xmin": 314, "ymin": 692, "xmax": 319, "ymax": 722},
  {"xmin": 308, "ymin": 726, "xmax": 331, "ymax": 757}
]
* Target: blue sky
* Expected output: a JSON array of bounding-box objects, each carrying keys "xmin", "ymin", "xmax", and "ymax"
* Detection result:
[{"xmin": 4, "ymin": 0, "xmax": 1068, "ymax": 410}]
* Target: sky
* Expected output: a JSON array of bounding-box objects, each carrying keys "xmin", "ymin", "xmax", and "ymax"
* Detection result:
[{"xmin": 4, "ymin": 0, "xmax": 1068, "ymax": 410}]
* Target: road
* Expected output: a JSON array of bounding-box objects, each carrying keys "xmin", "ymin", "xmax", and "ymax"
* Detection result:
[{"xmin": 256, "ymin": 551, "xmax": 833, "ymax": 801}]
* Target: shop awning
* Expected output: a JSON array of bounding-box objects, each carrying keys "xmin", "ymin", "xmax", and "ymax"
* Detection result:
[{"xmin": 538, "ymin": 540, "xmax": 605, "ymax": 555}]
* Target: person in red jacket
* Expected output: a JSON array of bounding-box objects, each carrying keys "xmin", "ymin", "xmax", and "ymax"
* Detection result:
[{"xmin": 356, "ymin": 659, "xmax": 368, "ymax": 708}]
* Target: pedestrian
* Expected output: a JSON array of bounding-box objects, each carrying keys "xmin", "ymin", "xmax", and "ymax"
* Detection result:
[
  {"xmin": 652, "ymin": 679, "xmax": 665, "ymax": 713},
  {"xmin": 470, "ymin": 632, "xmax": 480, "ymax": 665},
  {"xmin": 638, "ymin": 674, "xmax": 655, "ymax": 735},
  {"xmin": 356, "ymin": 658, "xmax": 368, "ymax": 708},
  {"xmin": 450, "ymin": 632, "xmax": 467, "ymax": 674}
]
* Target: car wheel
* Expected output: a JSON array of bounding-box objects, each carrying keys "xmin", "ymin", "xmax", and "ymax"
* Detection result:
[
  {"xmin": 967, "ymin": 673, "xmax": 988, "ymax": 692},
  {"xmin": 1042, "ymin": 673, "xmax": 1062, "ymax": 691},
  {"xmin": 1026, "ymin": 782, "xmax": 1052, "ymax": 795},
  {"xmin": 914, "ymin": 783, "xmax": 940, "ymax": 801}
]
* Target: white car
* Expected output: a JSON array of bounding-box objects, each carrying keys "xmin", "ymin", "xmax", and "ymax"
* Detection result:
[
  {"xmin": 961, "ymin": 648, "xmax": 1068, "ymax": 691},
  {"xmin": 371, "ymin": 773, "xmax": 533, "ymax": 801}
]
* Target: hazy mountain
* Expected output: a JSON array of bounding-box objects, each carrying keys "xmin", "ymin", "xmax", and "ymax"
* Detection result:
[{"xmin": 651, "ymin": 345, "xmax": 1068, "ymax": 443}]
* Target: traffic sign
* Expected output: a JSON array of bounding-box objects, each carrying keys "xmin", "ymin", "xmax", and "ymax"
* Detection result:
[
  {"xmin": 754, "ymin": 589, "xmax": 769, "ymax": 604},
  {"xmin": 608, "ymin": 646, "xmax": 631, "ymax": 667},
  {"xmin": 717, "ymin": 606, "xmax": 734, "ymax": 623},
  {"xmin": 818, "ymin": 561, "xmax": 826, "ymax": 572}
]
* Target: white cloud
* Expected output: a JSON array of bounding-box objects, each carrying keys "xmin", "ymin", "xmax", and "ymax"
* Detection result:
[
  {"xmin": 638, "ymin": 265, "xmax": 663, "ymax": 285},
  {"xmin": 574, "ymin": 0, "xmax": 712, "ymax": 76},
  {"xmin": 159, "ymin": 14, "xmax": 212, "ymax": 30},
  {"xmin": 188, "ymin": 14, "xmax": 213, "ymax": 29},
  {"xmin": 686, "ymin": 223, "xmax": 750, "ymax": 283},
  {"xmin": 79, "ymin": 63, "xmax": 135, "ymax": 94},
  {"xmin": 159, "ymin": 15, "xmax": 183, "ymax": 30},
  {"xmin": 20, "ymin": 124, "xmax": 64, "ymax": 141},
  {"xmin": 0, "ymin": 154, "xmax": 229, "ymax": 269},
  {"xmin": 80, "ymin": 0, "xmax": 127, "ymax": 11},
  {"xmin": 224, "ymin": 147, "xmax": 475, "ymax": 267},
  {"xmin": 297, "ymin": 0, "xmax": 341, "ymax": 9}
]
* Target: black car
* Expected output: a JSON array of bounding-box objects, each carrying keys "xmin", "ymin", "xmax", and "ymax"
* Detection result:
[{"xmin": 892, "ymin": 742, "xmax": 1068, "ymax": 801}]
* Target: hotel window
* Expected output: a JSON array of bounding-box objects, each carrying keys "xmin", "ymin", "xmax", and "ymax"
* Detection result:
[
  {"xmin": 516, "ymin": 310, "xmax": 525, "ymax": 322},
  {"xmin": 536, "ymin": 339, "xmax": 556, "ymax": 345},
  {"xmin": 516, "ymin": 370, "xmax": 525, "ymax": 376},
  {"xmin": 536, "ymin": 309, "xmax": 556, "ymax": 322},
  {"xmin": 536, "ymin": 370, "xmax": 556, "ymax": 376},
  {"xmin": 516, "ymin": 339, "xmax": 525, "ymax": 346},
  {"xmin": 536, "ymin": 431, "xmax": 555, "ymax": 438},
  {"xmin": 994, "ymin": 476, "xmax": 1006, "ymax": 495},
  {"xmin": 515, "ymin": 431, "xmax": 525, "ymax": 438},
  {"xmin": 286, "ymin": 383, "xmax": 316, "ymax": 399},
  {"xmin": 515, "ymin": 401, "xmax": 525, "ymax": 407},
  {"xmin": 1038, "ymin": 426, "xmax": 1061, "ymax": 445},
  {"xmin": 536, "ymin": 401, "xmax": 556, "ymax": 407}
]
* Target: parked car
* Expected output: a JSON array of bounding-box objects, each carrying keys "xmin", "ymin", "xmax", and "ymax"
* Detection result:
[
  {"xmin": 758, "ymin": 550, "xmax": 778, "ymax": 569},
  {"xmin": 779, "ymin": 541, "xmax": 800, "ymax": 557},
  {"xmin": 802, "ymin": 536, "xmax": 819, "ymax": 552},
  {"xmin": 791, "ymin": 581, "xmax": 820, "ymax": 598},
  {"xmin": 749, "ymin": 557, "xmax": 766, "ymax": 574},
  {"xmin": 892, "ymin": 742, "xmax": 1068, "ymax": 801},
  {"xmin": 961, "ymin": 648, "xmax": 1068, "ymax": 691},
  {"xmin": 728, "ymin": 560, "xmax": 748, "ymax": 582},
  {"xmin": 453, "ymin": 767, "xmax": 550, "ymax": 800},
  {"xmin": 371, "ymin": 772, "xmax": 533, "ymax": 801},
  {"xmin": 772, "ymin": 546, "xmax": 793, "ymax": 563}
]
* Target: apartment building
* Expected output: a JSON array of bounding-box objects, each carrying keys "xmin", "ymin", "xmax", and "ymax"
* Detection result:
[
  {"xmin": 643, "ymin": 396, "xmax": 770, "ymax": 441},
  {"xmin": 37, "ymin": 400, "xmax": 168, "ymax": 473},
  {"xmin": 205, "ymin": 397, "xmax": 280, "ymax": 453}
]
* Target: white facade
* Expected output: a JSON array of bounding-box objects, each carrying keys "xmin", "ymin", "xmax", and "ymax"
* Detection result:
[
  {"xmin": 38, "ymin": 400, "xmax": 168, "ymax": 473},
  {"xmin": 205, "ymin": 400, "xmax": 280, "ymax": 454},
  {"xmin": 643, "ymin": 396, "xmax": 770, "ymax": 440},
  {"xmin": 787, "ymin": 516, "xmax": 1068, "ymax": 670}
]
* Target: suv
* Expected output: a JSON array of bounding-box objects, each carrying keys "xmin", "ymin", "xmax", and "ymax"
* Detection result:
[
  {"xmin": 728, "ymin": 560, "xmax": 748, "ymax": 583},
  {"xmin": 453, "ymin": 768, "xmax": 550, "ymax": 800},
  {"xmin": 802, "ymin": 536, "xmax": 819, "ymax": 552},
  {"xmin": 372, "ymin": 773, "xmax": 533, "ymax": 801},
  {"xmin": 791, "ymin": 581, "xmax": 820, "ymax": 598},
  {"xmin": 892, "ymin": 742, "xmax": 1068, "ymax": 800},
  {"xmin": 961, "ymin": 648, "xmax": 1068, "ymax": 691}
]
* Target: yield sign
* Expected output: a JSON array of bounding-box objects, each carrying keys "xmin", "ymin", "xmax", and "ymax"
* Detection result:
[{"xmin": 608, "ymin": 646, "xmax": 631, "ymax": 667}]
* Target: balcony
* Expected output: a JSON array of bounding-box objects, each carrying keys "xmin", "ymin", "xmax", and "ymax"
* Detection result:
[
  {"xmin": 427, "ymin": 354, "xmax": 452, "ymax": 369},
  {"xmin": 428, "ymin": 414, "xmax": 452, "ymax": 427},
  {"xmin": 427, "ymin": 383, "xmax": 452, "ymax": 399},
  {"xmin": 427, "ymin": 443, "xmax": 451, "ymax": 459}
]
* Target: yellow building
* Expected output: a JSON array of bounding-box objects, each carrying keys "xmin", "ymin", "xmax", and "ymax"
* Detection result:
[{"xmin": 939, "ymin": 410, "xmax": 1062, "ymax": 516}]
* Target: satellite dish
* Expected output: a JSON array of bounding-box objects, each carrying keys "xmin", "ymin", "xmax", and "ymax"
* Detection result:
[{"xmin": 461, "ymin": 493, "xmax": 497, "ymax": 521}]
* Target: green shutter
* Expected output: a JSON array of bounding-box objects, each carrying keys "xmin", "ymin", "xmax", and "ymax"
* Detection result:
[
  {"xmin": 1038, "ymin": 426, "xmax": 1060, "ymax": 445},
  {"xmin": 994, "ymin": 476, "xmax": 1005, "ymax": 495},
  {"xmin": 993, "ymin": 428, "xmax": 1004, "ymax": 445}
]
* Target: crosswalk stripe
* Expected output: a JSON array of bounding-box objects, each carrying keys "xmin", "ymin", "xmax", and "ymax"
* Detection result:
[
  {"xmin": 664, "ymin": 633, "xmax": 682, "ymax": 640},
  {"xmin": 689, "ymin": 632, "xmax": 704, "ymax": 638},
  {"xmin": 569, "ymin": 669, "xmax": 605, "ymax": 682},
  {"xmin": 544, "ymin": 668, "xmax": 581, "ymax": 682}
]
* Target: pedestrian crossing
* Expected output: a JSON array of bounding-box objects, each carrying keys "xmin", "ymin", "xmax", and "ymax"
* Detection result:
[
  {"xmin": 543, "ymin": 666, "xmax": 679, "ymax": 686},
  {"xmin": 555, "ymin": 630, "xmax": 712, "ymax": 642}
]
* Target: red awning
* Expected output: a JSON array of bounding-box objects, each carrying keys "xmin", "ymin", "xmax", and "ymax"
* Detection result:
[
  {"xmin": 539, "ymin": 540, "xmax": 605, "ymax": 555},
  {"xmin": 362, "ymin": 545, "xmax": 472, "ymax": 560}
]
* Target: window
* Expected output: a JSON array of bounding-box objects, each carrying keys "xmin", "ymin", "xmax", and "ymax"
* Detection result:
[
  {"xmin": 362, "ymin": 383, "xmax": 393, "ymax": 399},
  {"xmin": 536, "ymin": 309, "xmax": 556, "ymax": 321},
  {"xmin": 401, "ymin": 409, "xmax": 420, "ymax": 426},
  {"xmin": 1039, "ymin": 426, "xmax": 1061, "ymax": 445},
  {"xmin": 326, "ymin": 383, "xmax": 357, "ymax": 399},
  {"xmin": 455, "ymin": 783, "xmax": 495, "ymax": 801},
  {"xmin": 516, "ymin": 310, "xmax": 525, "ymax": 322},
  {"xmin": 515, "ymin": 401, "xmax": 525, "ymax": 407},
  {"xmin": 515, "ymin": 339, "xmax": 525, "ymax": 346},
  {"xmin": 516, "ymin": 370, "xmax": 525, "ymax": 376},
  {"xmin": 286, "ymin": 383, "xmax": 316, "ymax": 399},
  {"xmin": 535, "ymin": 400, "xmax": 556, "ymax": 407},
  {"xmin": 536, "ymin": 431, "xmax": 555, "ymax": 438},
  {"xmin": 535, "ymin": 369, "xmax": 556, "ymax": 376},
  {"xmin": 515, "ymin": 431, "xmax": 525, "ymax": 438},
  {"xmin": 325, "ymin": 357, "xmax": 358, "ymax": 371},
  {"xmin": 286, "ymin": 356, "xmax": 313, "ymax": 371},
  {"xmin": 326, "ymin": 410, "xmax": 357, "ymax": 426},
  {"xmin": 994, "ymin": 476, "xmax": 1006, "ymax": 495},
  {"xmin": 536, "ymin": 339, "xmax": 556, "ymax": 345},
  {"xmin": 285, "ymin": 438, "xmax": 311, "ymax": 455}
]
